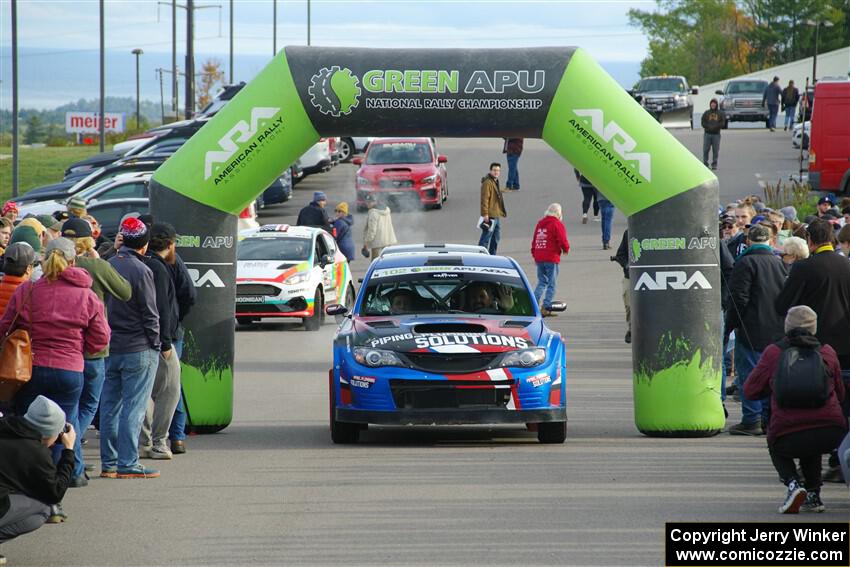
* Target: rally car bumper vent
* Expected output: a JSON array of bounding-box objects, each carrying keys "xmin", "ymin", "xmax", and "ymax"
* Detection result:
[
  {"xmin": 389, "ymin": 379, "xmax": 512, "ymax": 409},
  {"xmin": 403, "ymin": 352, "xmax": 500, "ymax": 373}
]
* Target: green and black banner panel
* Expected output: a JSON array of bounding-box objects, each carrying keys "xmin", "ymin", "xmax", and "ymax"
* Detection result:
[{"xmin": 151, "ymin": 46, "xmax": 722, "ymax": 435}]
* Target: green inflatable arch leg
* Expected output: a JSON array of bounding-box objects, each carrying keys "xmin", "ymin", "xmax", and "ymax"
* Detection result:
[{"xmin": 150, "ymin": 46, "xmax": 723, "ymax": 436}]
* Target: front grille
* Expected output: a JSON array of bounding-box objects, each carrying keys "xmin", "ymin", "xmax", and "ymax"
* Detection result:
[
  {"xmin": 403, "ymin": 352, "xmax": 500, "ymax": 373},
  {"xmin": 236, "ymin": 297, "xmax": 307, "ymax": 314},
  {"xmin": 734, "ymin": 99, "xmax": 760, "ymax": 108},
  {"xmin": 237, "ymin": 284, "xmax": 279, "ymax": 296},
  {"xmin": 379, "ymin": 179, "xmax": 414, "ymax": 188},
  {"xmin": 390, "ymin": 379, "xmax": 512, "ymax": 409}
]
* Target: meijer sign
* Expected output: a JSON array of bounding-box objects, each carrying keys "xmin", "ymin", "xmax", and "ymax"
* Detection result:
[{"xmin": 65, "ymin": 112, "xmax": 125, "ymax": 134}]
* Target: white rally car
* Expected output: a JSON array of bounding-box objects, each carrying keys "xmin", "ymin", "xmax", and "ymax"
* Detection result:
[{"xmin": 235, "ymin": 224, "xmax": 355, "ymax": 330}]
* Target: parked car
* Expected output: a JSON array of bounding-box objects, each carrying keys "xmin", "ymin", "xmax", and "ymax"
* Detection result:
[
  {"xmin": 630, "ymin": 75, "xmax": 697, "ymax": 128},
  {"xmin": 255, "ymin": 168, "xmax": 293, "ymax": 210},
  {"xmin": 18, "ymin": 172, "xmax": 150, "ymax": 218},
  {"xmin": 791, "ymin": 121, "xmax": 810, "ymax": 149},
  {"xmin": 299, "ymin": 138, "xmax": 334, "ymax": 176},
  {"xmin": 797, "ymin": 87, "xmax": 816, "ymax": 124},
  {"xmin": 353, "ymin": 137, "xmax": 448, "ymax": 211},
  {"xmin": 808, "ymin": 78, "xmax": 850, "ymax": 194},
  {"xmin": 88, "ymin": 198, "xmax": 150, "ymax": 240},
  {"xmin": 199, "ymin": 82, "xmax": 246, "ymax": 117},
  {"xmin": 337, "ymin": 137, "xmax": 375, "ymax": 162},
  {"xmin": 716, "ymin": 79, "xmax": 769, "ymax": 128}
]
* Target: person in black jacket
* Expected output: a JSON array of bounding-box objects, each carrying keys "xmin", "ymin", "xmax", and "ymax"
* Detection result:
[
  {"xmin": 701, "ymin": 98, "xmax": 726, "ymax": 170},
  {"xmin": 296, "ymin": 192, "xmax": 332, "ymax": 230},
  {"xmin": 725, "ymin": 225, "xmax": 787, "ymax": 435},
  {"xmin": 0, "ymin": 396, "xmax": 75, "ymax": 549},
  {"xmin": 139, "ymin": 223, "xmax": 181, "ymax": 460},
  {"xmin": 167, "ymin": 251, "xmax": 195, "ymax": 454},
  {"xmin": 611, "ymin": 230, "xmax": 630, "ymax": 343},
  {"xmin": 781, "ymin": 80, "xmax": 800, "ymax": 131}
]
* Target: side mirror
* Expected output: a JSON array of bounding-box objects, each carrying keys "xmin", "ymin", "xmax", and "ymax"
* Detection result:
[
  {"xmin": 352, "ymin": 157, "xmax": 363, "ymax": 165},
  {"xmin": 320, "ymin": 254, "xmax": 334, "ymax": 267},
  {"xmin": 437, "ymin": 155, "xmax": 448, "ymax": 164},
  {"xmin": 548, "ymin": 301, "xmax": 567, "ymax": 313},
  {"xmin": 325, "ymin": 303, "xmax": 349, "ymax": 317},
  {"xmin": 691, "ymin": 86, "xmax": 699, "ymax": 95},
  {"xmin": 715, "ymin": 89, "xmax": 724, "ymax": 95}
]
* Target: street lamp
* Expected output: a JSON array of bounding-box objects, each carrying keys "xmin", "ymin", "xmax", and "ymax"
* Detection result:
[
  {"xmin": 132, "ymin": 48, "xmax": 144, "ymax": 129},
  {"xmin": 806, "ymin": 17, "xmax": 835, "ymax": 84}
]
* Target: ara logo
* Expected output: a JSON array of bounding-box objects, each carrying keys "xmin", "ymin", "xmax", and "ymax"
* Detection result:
[
  {"xmin": 188, "ymin": 268, "xmax": 227, "ymax": 288},
  {"xmin": 572, "ymin": 108, "xmax": 651, "ymax": 182},
  {"xmin": 308, "ymin": 66, "xmax": 361, "ymax": 117},
  {"xmin": 634, "ymin": 270, "xmax": 712, "ymax": 291},
  {"xmin": 203, "ymin": 107, "xmax": 282, "ymax": 181}
]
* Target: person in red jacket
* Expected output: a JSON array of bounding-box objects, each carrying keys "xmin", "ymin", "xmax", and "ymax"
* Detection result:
[
  {"xmin": 744, "ymin": 306, "xmax": 847, "ymax": 514},
  {"xmin": 531, "ymin": 203, "xmax": 570, "ymax": 317}
]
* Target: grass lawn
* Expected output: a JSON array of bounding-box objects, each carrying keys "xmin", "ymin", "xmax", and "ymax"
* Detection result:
[{"xmin": 0, "ymin": 146, "xmax": 100, "ymax": 201}]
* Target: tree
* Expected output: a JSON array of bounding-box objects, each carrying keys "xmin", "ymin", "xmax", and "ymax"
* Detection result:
[
  {"xmin": 197, "ymin": 58, "xmax": 226, "ymax": 110},
  {"xmin": 23, "ymin": 115, "xmax": 46, "ymax": 145}
]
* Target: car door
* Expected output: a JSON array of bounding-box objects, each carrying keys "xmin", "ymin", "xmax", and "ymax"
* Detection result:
[{"xmin": 314, "ymin": 234, "xmax": 336, "ymax": 301}]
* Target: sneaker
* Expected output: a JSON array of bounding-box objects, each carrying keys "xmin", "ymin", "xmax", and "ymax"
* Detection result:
[
  {"xmin": 801, "ymin": 491, "xmax": 825, "ymax": 513},
  {"xmin": 778, "ymin": 480, "xmax": 807, "ymax": 514},
  {"xmin": 171, "ymin": 439, "xmax": 186, "ymax": 454},
  {"xmin": 728, "ymin": 421, "xmax": 762, "ymax": 436},
  {"xmin": 624, "ymin": 330, "xmax": 631, "ymax": 344},
  {"xmin": 821, "ymin": 465, "xmax": 844, "ymax": 483},
  {"xmin": 711, "ymin": 164, "xmax": 717, "ymax": 170},
  {"xmin": 1, "ymin": 553, "xmax": 6, "ymax": 565},
  {"xmin": 582, "ymin": 214, "xmax": 588, "ymax": 224},
  {"xmin": 69, "ymin": 474, "xmax": 88, "ymax": 488},
  {"xmin": 602, "ymin": 243, "xmax": 610, "ymax": 250},
  {"xmin": 150, "ymin": 447, "xmax": 173, "ymax": 460},
  {"xmin": 138, "ymin": 446, "xmax": 153, "ymax": 459},
  {"xmin": 100, "ymin": 469, "xmax": 117, "ymax": 479},
  {"xmin": 116, "ymin": 465, "xmax": 160, "ymax": 479},
  {"xmin": 46, "ymin": 504, "xmax": 67, "ymax": 524},
  {"xmin": 593, "ymin": 216, "xmax": 600, "ymax": 222}
]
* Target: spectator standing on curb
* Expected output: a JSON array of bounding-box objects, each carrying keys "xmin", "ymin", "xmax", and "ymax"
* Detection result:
[
  {"xmin": 744, "ymin": 306, "xmax": 847, "ymax": 514},
  {"xmin": 611, "ymin": 230, "xmax": 631, "ymax": 343},
  {"xmin": 781, "ymin": 80, "xmax": 800, "ymax": 131},
  {"xmin": 531, "ymin": 203, "xmax": 569, "ymax": 317},
  {"xmin": 332, "ymin": 202, "xmax": 356, "ymax": 262},
  {"xmin": 728, "ymin": 204, "xmax": 755, "ymax": 258},
  {"xmin": 478, "ymin": 163, "xmax": 506, "ymax": 254},
  {"xmin": 0, "ymin": 218, "xmax": 13, "ymax": 256},
  {"xmin": 296, "ymin": 192, "xmax": 332, "ymax": 231},
  {"xmin": 99, "ymin": 218, "xmax": 161, "ymax": 479},
  {"xmin": 725, "ymin": 225, "xmax": 787, "ymax": 435},
  {"xmin": 575, "ymin": 169, "xmax": 599, "ymax": 224},
  {"xmin": 701, "ymin": 98, "xmax": 725, "ymax": 170},
  {"xmin": 62, "ymin": 218, "xmax": 131, "ymax": 486},
  {"xmin": 362, "ymin": 194, "xmax": 397, "ymax": 260},
  {"xmin": 166, "ymin": 245, "xmax": 195, "ymax": 455},
  {"xmin": 763, "ymin": 76, "xmax": 782, "ymax": 131},
  {"xmin": 0, "ymin": 243, "xmax": 35, "ymax": 314},
  {"xmin": 597, "ymin": 189, "xmax": 615, "ymax": 250},
  {"xmin": 0, "ymin": 396, "xmax": 76, "ymax": 549},
  {"xmin": 502, "ymin": 138, "xmax": 523, "ymax": 191}
]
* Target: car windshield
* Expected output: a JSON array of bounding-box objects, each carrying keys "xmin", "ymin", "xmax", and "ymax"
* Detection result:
[
  {"xmin": 726, "ymin": 81, "xmax": 767, "ymax": 94},
  {"xmin": 366, "ymin": 142, "xmax": 432, "ymax": 165},
  {"xmin": 637, "ymin": 78, "xmax": 686, "ymax": 93},
  {"xmin": 360, "ymin": 265, "xmax": 535, "ymax": 316},
  {"xmin": 237, "ymin": 237, "xmax": 312, "ymax": 261}
]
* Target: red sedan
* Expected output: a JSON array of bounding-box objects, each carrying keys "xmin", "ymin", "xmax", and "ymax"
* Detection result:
[{"xmin": 353, "ymin": 138, "xmax": 448, "ymax": 211}]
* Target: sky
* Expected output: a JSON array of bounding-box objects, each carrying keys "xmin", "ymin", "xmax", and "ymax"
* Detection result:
[{"xmin": 0, "ymin": 0, "xmax": 653, "ymax": 111}]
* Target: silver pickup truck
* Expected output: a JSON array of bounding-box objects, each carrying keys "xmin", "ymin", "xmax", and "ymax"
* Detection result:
[
  {"xmin": 715, "ymin": 79, "xmax": 769, "ymax": 128},
  {"xmin": 630, "ymin": 75, "xmax": 698, "ymax": 129}
]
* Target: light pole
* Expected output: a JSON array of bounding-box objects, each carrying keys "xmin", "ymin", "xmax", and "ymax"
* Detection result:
[
  {"xmin": 132, "ymin": 48, "xmax": 144, "ymax": 129},
  {"xmin": 11, "ymin": 0, "xmax": 19, "ymax": 197},
  {"xmin": 229, "ymin": 0, "xmax": 234, "ymax": 82},
  {"xmin": 273, "ymin": 0, "xmax": 277, "ymax": 55},
  {"xmin": 307, "ymin": 0, "xmax": 311, "ymax": 46},
  {"xmin": 99, "ymin": 0, "xmax": 105, "ymax": 152},
  {"xmin": 806, "ymin": 17, "xmax": 835, "ymax": 84}
]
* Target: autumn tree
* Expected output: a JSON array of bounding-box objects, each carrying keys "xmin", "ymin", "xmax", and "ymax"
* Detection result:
[{"xmin": 196, "ymin": 58, "xmax": 226, "ymax": 110}]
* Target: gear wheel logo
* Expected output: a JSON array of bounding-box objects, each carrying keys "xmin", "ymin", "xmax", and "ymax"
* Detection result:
[{"xmin": 308, "ymin": 66, "xmax": 361, "ymax": 117}]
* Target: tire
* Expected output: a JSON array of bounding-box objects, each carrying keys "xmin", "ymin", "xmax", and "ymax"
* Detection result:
[
  {"xmin": 537, "ymin": 421, "xmax": 567, "ymax": 444},
  {"xmin": 330, "ymin": 375, "xmax": 359, "ymax": 444},
  {"xmin": 236, "ymin": 317, "xmax": 256, "ymax": 327},
  {"xmin": 442, "ymin": 177, "xmax": 448, "ymax": 202},
  {"xmin": 338, "ymin": 138, "xmax": 354, "ymax": 162},
  {"xmin": 304, "ymin": 289, "xmax": 323, "ymax": 331},
  {"xmin": 336, "ymin": 285, "xmax": 356, "ymax": 324}
]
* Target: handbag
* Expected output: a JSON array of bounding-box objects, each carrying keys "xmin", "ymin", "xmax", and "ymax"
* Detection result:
[{"xmin": 0, "ymin": 283, "xmax": 34, "ymax": 401}]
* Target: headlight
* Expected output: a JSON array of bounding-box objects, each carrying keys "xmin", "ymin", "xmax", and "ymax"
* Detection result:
[
  {"xmin": 675, "ymin": 95, "xmax": 689, "ymax": 107},
  {"xmin": 284, "ymin": 272, "xmax": 308, "ymax": 285},
  {"xmin": 353, "ymin": 347, "xmax": 404, "ymax": 367},
  {"xmin": 356, "ymin": 176, "xmax": 370, "ymax": 186},
  {"xmin": 720, "ymin": 100, "xmax": 729, "ymax": 109},
  {"xmin": 499, "ymin": 348, "xmax": 546, "ymax": 368},
  {"xmin": 421, "ymin": 175, "xmax": 437, "ymax": 184},
  {"xmin": 70, "ymin": 165, "xmax": 93, "ymax": 173}
]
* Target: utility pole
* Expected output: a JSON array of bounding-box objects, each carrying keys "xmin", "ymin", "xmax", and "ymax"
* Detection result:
[
  {"xmin": 173, "ymin": 0, "xmax": 178, "ymax": 121},
  {"xmin": 99, "ymin": 0, "xmax": 105, "ymax": 152},
  {"xmin": 186, "ymin": 0, "xmax": 195, "ymax": 118},
  {"xmin": 273, "ymin": 0, "xmax": 277, "ymax": 55},
  {"xmin": 307, "ymin": 0, "xmax": 311, "ymax": 46},
  {"xmin": 229, "ymin": 0, "xmax": 234, "ymax": 82},
  {"xmin": 157, "ymin": 69, "xmax": 166, "ymax": 123},
  {"xmin": 132, "ymin": 49, "xmax": 144, "ymax": 129},
  {"xmin": 11, "ymin": 0, "xmax": 18, "ymax": 197}
]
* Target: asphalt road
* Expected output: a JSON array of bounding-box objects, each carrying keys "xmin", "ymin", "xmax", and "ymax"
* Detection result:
[{"xmin": 5, "ymin": 130, "xmax": 845, "ymax": 567}]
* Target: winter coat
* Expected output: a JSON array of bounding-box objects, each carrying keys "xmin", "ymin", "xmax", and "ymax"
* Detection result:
[
  {"xmin": 0, "ymin": 274, "xmax": 28, "ymax": 316},
  {"xmin": 170, "ymin": 254, "xmax": 196, "ymax": 323},
  {"xmin": 75, "ymin": 255, "xmax": 131, "ymax": 359},
  {"xmin": 744, "ymin": 332, "xmax": 846, "ymax": 444},
  {"xmin": 296, "ymin": 202, "xmax": 331, "ymax": 230},
  {"xmin": 503, "ymin": 138, "xmax": 523, "ymax": 156},
  {"xmin": 0, "ymin": 417, "xmax": 75, "ymax": 519},
  {"xmin": 142, "ymin": 252, "xmax": 178, "ymax": 353},
  {"xmin": 480, "ymin": 175, "xmax": 506, "ymax": 218},
  {"xmin": 332, "ymin": 215, "xmax": 356, "ymax": 261},
  {"xmin": 775, "ymin": 247, "xmax": 850, "ymax": 358},
  {"xmin": 0, "ymin": 267, "xmax": 110, "ymax": 372},
  {"xmin": 725, "ymin": 244, "xmax": 787, "ymax": 351},
  {"xmin": 106, "ymin": 247, "xmax": 160, "ymax": 354},
  {"xmin": 719, "ymin": 239, "xmax": 735, "ymax": 312},
  {"xmin": 726, "ymin": 232, "xmax": 747, "ymax": 259},
  {"xmin": 763, "ymin": 81, "xmax": 782, "ymax": 106},
  {"xmin": 531, "ymin": 216, "xmax": 570, "ymax": 264},
  {"xmin": 701, "ymin": 108, "xmax": 726, "ymax": 134},
  {"xmin": 363, "ymin": 205, "xmax": 397, "ymax": 250}
]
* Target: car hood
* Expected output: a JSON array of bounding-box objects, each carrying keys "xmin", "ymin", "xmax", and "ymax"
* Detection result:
[
  {"xmin": 351, "ymin": 316, "xmax": 542, "ymax": 353},
  {"xmin": 237, "ymin": 260, "xmax": 309, "ymax": 281}
]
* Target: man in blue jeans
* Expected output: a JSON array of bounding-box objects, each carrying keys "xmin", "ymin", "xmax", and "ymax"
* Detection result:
[
  {"xmin": 597, "ymin": 189, "xmax": 615, "ymax": 250},
  {"xmin": 502, "ymin": 138, "xmax": 523, "ymax": 191},
  {"xmin": 762, "ymin": 76, "xmax": 782, "ymax": 132},
  {"xmin": 99, "ymin": 218, "xmax": 161, "ymax": 478}
]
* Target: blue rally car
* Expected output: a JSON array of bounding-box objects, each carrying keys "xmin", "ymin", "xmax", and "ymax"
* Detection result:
[{"xmin": 325, "ymin": 248, "xmax": 567, "ymax": 444}]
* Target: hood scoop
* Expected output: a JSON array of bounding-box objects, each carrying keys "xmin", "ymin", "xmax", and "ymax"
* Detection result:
[
  {"xmin": 367, "ymin": 320, "xmax": 399, "ymax": 329},
  {"xmin": 413, "ymin": 323, "xmax": 486, "ymax": 334},
  {"xmin": 382, "ymin": 167, "xmax": 412, "ymax": 173},
  {"xmin": 501, "ymin": 320, "xmax": 531, "ymax": 328}
]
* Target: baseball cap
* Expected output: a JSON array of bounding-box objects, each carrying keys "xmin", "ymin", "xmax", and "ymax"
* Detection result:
[
  {"xmin": 61, "ymin": 217, "xmax": 93, "ymax": 239},
  {"xmin": 746, "ymin": 215, "xmax": 766, "ymax": 228},
  {"xmin": 45, "ymin": 237, "xmax": 77, "ymax": 261},
  {"xmin": 817, "ymin": 196, "xmax": 833, "ymax": 205},
  {"xmin": 748, "ymin": 224, "xmax": 771, "ymax": 243},
  {"xmin": 35, "ymin": 214, "xmax": 62, "ymax": 231},
  {"xmin": 2, "ymin": 242, "xmax": 36, "ymax": 273}
]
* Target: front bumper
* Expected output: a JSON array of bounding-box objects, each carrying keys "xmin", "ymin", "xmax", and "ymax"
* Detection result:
[
  {"xmin": 235, "ymin": 295, "xmax": 313, "ymax": 318},
  {"xmin": 356, "ymin": 185, "xmax": 440, "ymax": 206},
  {"xmin": 336, "ymin": 407, "xmax": 566, "ymax": 425}
]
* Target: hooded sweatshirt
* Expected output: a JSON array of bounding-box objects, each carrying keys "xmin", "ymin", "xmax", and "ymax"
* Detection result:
[
  {"xmin": 364, "ymin": 205, "xmax": 397, "ymax": 250},
  {"xmin": 531, "ymin": 215, "xmax": 570, "ymax": 264},
  {"xmin": 332, "ymin": 214, "xmax": 356, "ymax": 261},
  {"xmin": 0, "ymin": 416, "xmax": 75, "ymax": 519},
  {"xmin": 0, "ymin": 267, "xmax": 110, "ymax": 372},
  {"xmin": 701, "ymin": 101, "xmax": 726, "ymax": 134}
]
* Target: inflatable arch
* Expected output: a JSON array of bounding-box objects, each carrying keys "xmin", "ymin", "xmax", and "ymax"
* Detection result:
[{"xmin": 150, "ymin": 47, "xmax": 724, "ymax": 436}]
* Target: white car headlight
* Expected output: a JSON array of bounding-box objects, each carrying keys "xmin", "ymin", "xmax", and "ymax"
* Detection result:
[
  {"xmin": 353, "ymin": 347, "xmax": 405, "ymax": 368},
  {"xmin": 357, "ymin": 176, "xmax": 370, "ymax": 187},
  {"xmin": 284, "ymin": 272, "xmax": 309, "ymax": 286},
  {"xmin": 500, "ymin": 348, "xmax": 546, "ymax": 368},
  {"xmin": 675, "ymin": 95, "xmax": 689, "ymax": 107},
  {"xmin": 421, "ymin": 175, "xmax": 437, "ymax": 184}
]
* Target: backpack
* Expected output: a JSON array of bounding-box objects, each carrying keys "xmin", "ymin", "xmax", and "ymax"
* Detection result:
[{"xmin": 772, "ymin": 338, "xmax": 831, "ymax": 409}]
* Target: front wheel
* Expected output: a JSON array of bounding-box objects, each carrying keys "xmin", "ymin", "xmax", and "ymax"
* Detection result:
[
  {"xmin": 304, "ymin": 290, "xmax": 324, "ymax": 331},
  {"xmin": 537, "ymin": 421, "xmax": 567, "ymax": 444},
  {"xmin": 338, "ymin": 138, "xmax": 354, "ymax": 162}
]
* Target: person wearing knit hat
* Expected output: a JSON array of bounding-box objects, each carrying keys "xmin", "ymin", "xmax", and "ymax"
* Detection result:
[
  {"xmin": 780, "ymin": 206, "xmax": 798, "ymax": 223},
  {"xmin": 743, "ymin": 305, "xmax": 847, "ymax": 514},
  {"xmin": 67, "ymin": 197, "xmax": 87, "ymax": 218},
  {"xmin": 119, "ymin": 216, "xmax": 150, "ymax": 249},
  {"xmin": 8, "ymin": 225, "xmax": 42, "ymax": 255},
  {"xmin": 2, "ymin": 201, "xmax": 19, "ymax": 223},
  {"xmin": 332, "ymin": 202, "xmax": 356, "ymax": 262},
  {"xmin": 296, "ymin": 191, "xmax": 332, "ymax": 230},
  {"xmin": 0, "ymin": 396, "xmax": 78, "ymax": 544}
]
